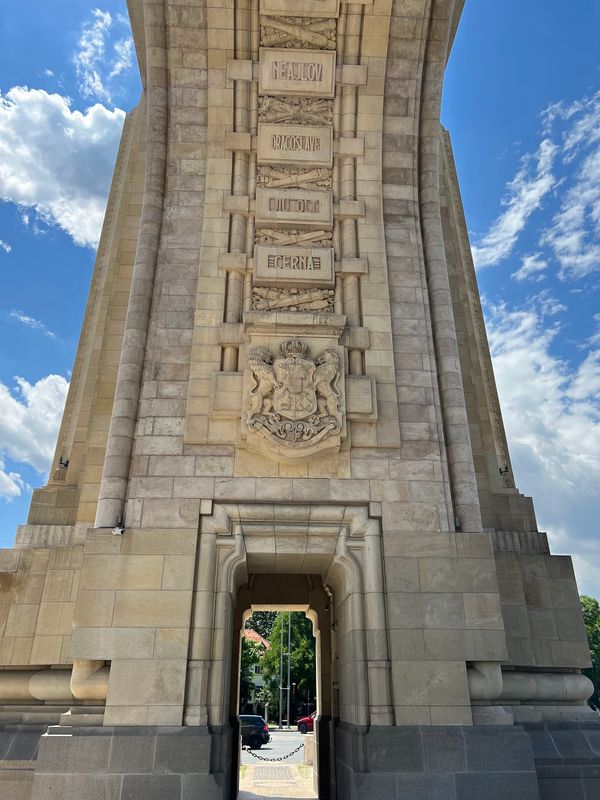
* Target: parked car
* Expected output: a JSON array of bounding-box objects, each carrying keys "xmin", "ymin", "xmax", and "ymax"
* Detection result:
[
  {"xmin": 297, "ymin": 711, "xmax": 317, "ymax": 734},
  {"xmin": 239, "ymin": 714, "xmax": 270, "ymax": 750}
]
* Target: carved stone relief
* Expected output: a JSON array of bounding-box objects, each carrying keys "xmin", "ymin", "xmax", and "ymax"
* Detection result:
[
  {"xmin": 252, "ymin": 286, "xmax": 334, "ymax": 312},
  {"xmin": 246, "ymin": 338, "xmax": 343, "ymax": 458},
  {"xmin": 259, "ymin": 96, "xmax": 334, "ymax": 125},
  {"xmin": 260, "ymin": 17, "xmax": 337, "ymax": 50},
  {"xmin": 257, "ymin": 165, "xmax": 332, "ymax": 191},
  {"xmin": 255, "ymin": 228, "xmax": 333, "ymax": 247}
]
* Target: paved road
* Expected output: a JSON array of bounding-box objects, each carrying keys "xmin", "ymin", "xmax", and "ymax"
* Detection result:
[{"xmin": 241, "ymin": 729, "xmax": 307, "ymax": 765}]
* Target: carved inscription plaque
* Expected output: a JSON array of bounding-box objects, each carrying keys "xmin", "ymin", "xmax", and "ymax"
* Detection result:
[
  {"xmin": 258, "ymin": 124, "xmax": 333, "ymax": 166},
  {"xmin": 256, "ymin": 188, "xmax": 333, "ymax": 228},
  {"xmin": 260, "ymin": 0, "xmax": 340, "ymax": 19},
  {"xmin": 254, "ymin": 245, "xmax": 334, "ymax": 288},
  {"xmin": 259, "ymin": 49, "xmax": 336, "ymax": 97}
]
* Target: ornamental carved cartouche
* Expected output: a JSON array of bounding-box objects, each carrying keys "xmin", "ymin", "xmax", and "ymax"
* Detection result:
[{"xmin": 246, "ymin": 338, "xmax": 343, "ymax": 458}]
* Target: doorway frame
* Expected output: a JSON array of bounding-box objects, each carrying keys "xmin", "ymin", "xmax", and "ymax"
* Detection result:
[{"xmin": 183, "ymin": 502, "xmax": 395, "ymax": 799}]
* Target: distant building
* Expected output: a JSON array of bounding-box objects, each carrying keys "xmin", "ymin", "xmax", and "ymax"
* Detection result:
[{"xmin": 241, "ymin": 628, "xmax": 270, "ymax": 717}]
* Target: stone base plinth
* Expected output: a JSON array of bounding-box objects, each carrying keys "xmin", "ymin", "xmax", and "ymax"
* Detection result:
[
  {"xmin": 9, "ymin": 720, "xmax": 599, "ymax": 799},
  {"xmin": 30, "ymin": 725, "xmax": 233, "ymax": 800},
  {"xmin": 524, "ymin": 721, "xmax": 600, "ymax": 800},
  {"xmin": 335, "ymin": 724, "xmax": 541, "ymax": 800}
]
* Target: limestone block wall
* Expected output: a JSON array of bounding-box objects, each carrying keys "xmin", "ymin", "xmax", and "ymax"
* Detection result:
[
  {"xmin": 495, "ymin": 549, "xmax": 591, "ymax": 671},
  {"xmin": 438, "ymin": 122, "xmax": 591, "ymax": 700},
  {"xmin": 70, "ymin": 528, "xmax": 197, "ymax": 726},
  {"xmin": 439, "ymin": 128, "xmax": 538, "ymax": 534},
  {"xmin": 0, "ymin": 0, "xmax": 593, "ymax": 750},
  {"xmin": 27, "ymin": 103, "xmax": 146, "ymax": 527},
  {"xmin": 0, "ymin": 545, "xmax": 81, "ymax": 668}
]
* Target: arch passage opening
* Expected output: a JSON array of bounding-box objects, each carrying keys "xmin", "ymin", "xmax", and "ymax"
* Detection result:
[{"xmin": 231, "ymin": 575, "xmax": 334, "ymax": 799}]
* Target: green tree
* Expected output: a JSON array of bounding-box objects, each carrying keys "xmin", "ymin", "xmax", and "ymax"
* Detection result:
[
  {"xmin": 239, "ymin": 637, "xmax": 263, "ymax": 711},
  {"xmin": 246, "ymin": 611, "xmax": 277, "ymax": 640},
  {"xmin": 581, "ymin": 595, "xmax": 600, "ymax": 710},
  {"xmin": 261, "ymin": 612, "xmax": 316, "ymax": 721}
]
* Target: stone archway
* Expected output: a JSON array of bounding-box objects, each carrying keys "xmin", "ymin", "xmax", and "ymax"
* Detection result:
[
  {"xmin": 182, "ymin": 502, "xmax": 395, "ymax": 799},
  {"xmin": 231, "ymin": 575, "xmax": 332, "ymax": 799}
]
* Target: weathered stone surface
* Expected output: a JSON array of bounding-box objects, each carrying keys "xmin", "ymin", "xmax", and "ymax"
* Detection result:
[{"xmin": 0, "ymin": 2, "xmax": 594, "ymax": 799}]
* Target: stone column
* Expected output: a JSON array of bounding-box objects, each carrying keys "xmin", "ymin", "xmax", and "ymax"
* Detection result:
[
  {"xmin": 95, "ymin": 0, "xmax": 168, "ymax": 528},
  {"xmin": 418, "ymin": 0, "xmax": 482, "ymax": 533}
]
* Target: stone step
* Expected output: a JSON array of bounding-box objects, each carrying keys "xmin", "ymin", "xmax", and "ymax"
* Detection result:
[{"xmin": 59, "ymin": 711, "xmax": 105, "ymax": 727}]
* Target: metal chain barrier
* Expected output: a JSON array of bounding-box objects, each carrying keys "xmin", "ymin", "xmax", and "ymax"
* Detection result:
[{"xmin": 242, "ymin": 742, "xmax": 304, "ymax": 762}]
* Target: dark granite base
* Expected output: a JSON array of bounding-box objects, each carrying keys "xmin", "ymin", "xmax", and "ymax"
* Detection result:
[
  {"xmin": 0, "ymin": 724, "xmax": 45, "ymax": 800},
  {"xmin": 4, "ymin": 719, "xmax": 598, "ymax": 799},
  {"xmin": 335, "ymin": 724, "xmax": 540, "ymax": 800},
  {"xmin": 524, "ymin": 721, "xmax": 600, "ymax": 800},
  {"xmin": 30, "ymin": 725, "xmax": 233, "ymax": 800}
]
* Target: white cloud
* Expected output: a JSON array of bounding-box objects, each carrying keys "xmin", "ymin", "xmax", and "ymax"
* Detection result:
[
  {"xmin": 512, "ymin": 253, "xmax": 549, "ymax": 282},
  {"xmin": 0, "ymin": 455, "xmax": 26, "ymax": 501},
  {"xmin": 109, "ymin": 38, "xmax": 134, "ymax": 79},
  {"xmin": 471, "ymin": 139, "xmax": 557, "ymax": 269},
  {"xmin": 587, "ymin": 314, "xmax": 600, "ymax": 347},
  {"xmin": 0, "ymin": 374, "xmax": 69, "ymax": 478},
  {"xmin": 9, "ymin": 311, "xmax": 56, "ymax": 339},
  {"xmin": 0, "ymin": 87, "xmax": 125, "ymax": 247},
  {"xmin": 43, "ymin": 68, "xmax": 55, "ymax": 78},
  {"xmin": 74, "ymin": 9, "xmax": 113, "ymax": 102},
  {"xmin": 542, "ymin": 108, "xmax": 600, "ymax": 279},
  {"xmin": 534, "ymin": 289, "xmax": 566, "ymax": 317},
  {"xmin": 474, "ymin": 90, "xmax": 600, "ymax": 280},
  {"xmin": 485, "ymin": 301, "xmax": 600, "ymax": 595},
  {"xmin": 0, "ymin": 239, "xmax": 11, "ymax": 254},
  {"xmin": 73, "ymin": 9, "xmax": 134, "ymax": 103}
]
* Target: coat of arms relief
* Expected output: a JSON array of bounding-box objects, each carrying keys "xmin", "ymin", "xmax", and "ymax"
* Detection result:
[{"xmin": 245, "ymin": 338, "xmax": 344, "ymax": 459}]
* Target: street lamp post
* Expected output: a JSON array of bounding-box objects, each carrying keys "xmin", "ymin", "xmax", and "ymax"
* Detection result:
[
  {"xmin": 286, "ymin": 611, "xmax": 291, "ymax": 730},
  {"xmin": 278, "ymin": 613, "xmax": 284, "ymax": 729}
]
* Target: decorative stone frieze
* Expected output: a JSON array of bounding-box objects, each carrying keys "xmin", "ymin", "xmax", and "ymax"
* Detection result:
[
  {"xmin": 258, "ymin": 96, "xmax": 334, "ymax": 125},
  {"xmin": 260, "ymin": 16, "xmax": 337, "ymax": 50},
  {"xmin": 255, "ymin": 228, "xmax": 333, "ymax": 246},
  {"xmin": 257, "ymin": 164, "xmax": 332, "ymax": 191},
  {"xmin": 252, "ymin": 286, "xmax": 335, "ymax": 312}
]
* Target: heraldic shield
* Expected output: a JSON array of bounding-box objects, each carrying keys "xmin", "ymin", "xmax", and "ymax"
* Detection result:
[
  {"xmin": 245, "ymin": 338, "xmax": 344, "ymax": 460},
  {"xmin": 273, "ymin": 354, "xmax": 317, "ymax": 420}
]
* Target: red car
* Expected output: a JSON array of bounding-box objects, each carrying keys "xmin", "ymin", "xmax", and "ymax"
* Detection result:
[{"xmin": 297, "ymin": 711, "xmax": 317, "ymax": 734}]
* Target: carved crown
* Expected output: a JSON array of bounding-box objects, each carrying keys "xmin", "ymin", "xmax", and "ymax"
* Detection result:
[{"xmin": 280, "ymin": 338, "xmax": 308, "ymax": 357}]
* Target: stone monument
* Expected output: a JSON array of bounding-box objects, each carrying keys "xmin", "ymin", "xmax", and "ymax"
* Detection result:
[{"xmin": 0, "ymin": 1, "xmax": 598, "ymax": 798}]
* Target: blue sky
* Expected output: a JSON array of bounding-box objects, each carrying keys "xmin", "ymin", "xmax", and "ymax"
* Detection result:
[{"xmin": 0, "ymin": 2, "xmax": 598, "ymax": 596}]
